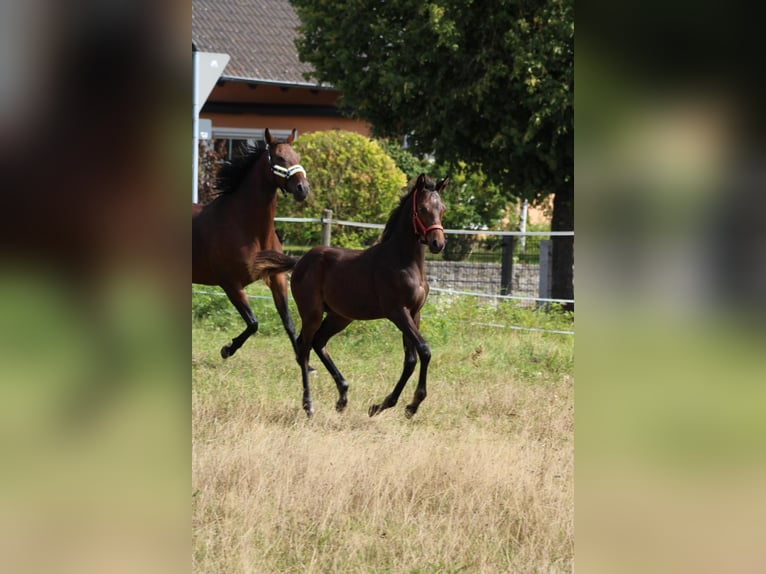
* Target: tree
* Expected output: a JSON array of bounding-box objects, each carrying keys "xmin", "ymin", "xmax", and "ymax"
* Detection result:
[
  {"xmin": 281, "ymin": 130, "xmax": 406, "ymax": 248},
  {"xmin": 291, "ymin": 0, "xmax": 573, "ymax": 306}
]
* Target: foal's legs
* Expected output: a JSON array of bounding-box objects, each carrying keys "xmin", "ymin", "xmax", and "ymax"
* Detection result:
[
  {"xmin": 311, "ymin": 313, "xmax": 352, "ymax": 411},
  {"xmin": 369, "ymin": 310, "xmax": 431, "ymax": 417},
  {"xmin": 294, "ymin": 307, "xmax": 324, "ymax": 417},
  {"xmin": 264, "ymin": 272, "xmax": 308, "ymax": 367},
  {"xmin": 368, "ymin": 334, "xmax": 417, "ymax": 417},
  {"xmin": 220, "ymin": 283, "xmax": 258, "ymax": 359}
]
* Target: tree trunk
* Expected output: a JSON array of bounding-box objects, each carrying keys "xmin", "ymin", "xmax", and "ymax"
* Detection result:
[{"xmin": 551, "ymin": 184, "xmax": 574, "ymax": 311}]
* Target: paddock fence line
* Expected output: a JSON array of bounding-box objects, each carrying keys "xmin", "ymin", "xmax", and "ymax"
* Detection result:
[
  {"xmin": 274, "ymin": 215, "xmax": 574, "ymax": 307},
  {"xmin": 192, "ymin": 215, "xmax": 574, "ymax": 336},
  {"xmin": 276, "ymin": 215, "xmax": 574, "ymax": 236}
]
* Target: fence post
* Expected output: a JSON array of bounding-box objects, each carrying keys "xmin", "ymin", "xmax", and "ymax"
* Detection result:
[
  {"xmin": 538, "ymin": 239, "xmax": 552, "ymax": 310},
  {"xmin": 500, "ymin": 235, "xmax": 515, "ymax": 296},
  {"xmin": 519, "ymin": 199, "xmax": 528, "ymax": 253},
  {"xmin": 321, "ymin": 209, "xmax": 332, "ymax": 246}
]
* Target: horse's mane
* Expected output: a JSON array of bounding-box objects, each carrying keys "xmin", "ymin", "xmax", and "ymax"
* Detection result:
[
  {"xmin": 379, "ymin": 175, "xmax": 438, "ymax": 243},
  {"xmin": 213, "ymin": 145, "xmax": 266, "ymax": 196}
]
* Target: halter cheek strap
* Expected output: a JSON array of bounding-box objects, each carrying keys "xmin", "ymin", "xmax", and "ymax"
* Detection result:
[{"xmin": 412, "ymin": 188, "xmax": 443, "ymax": 243}]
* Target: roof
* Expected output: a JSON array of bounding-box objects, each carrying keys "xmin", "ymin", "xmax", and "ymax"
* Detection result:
[{"xmin": 192, "ymin": 0, "xmax": 319, "ymax": 87}]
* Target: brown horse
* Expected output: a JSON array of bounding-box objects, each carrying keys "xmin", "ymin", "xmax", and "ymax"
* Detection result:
[
  {"xmin": 251, "ymin": 174, "xmax": 448, "ymax": 417},
  {"xmin": 192, "ymin": 128, "xmax": 310, "ymax": 359}
]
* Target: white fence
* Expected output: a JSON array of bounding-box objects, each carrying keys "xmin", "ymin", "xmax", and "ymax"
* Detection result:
[
  {"xmin": 192, "ymin": 216, "xmax": 574, "ymax": 336},
  {"xmin": 275, "ymin": 215, "xmax": 574, "ymax": 307}
]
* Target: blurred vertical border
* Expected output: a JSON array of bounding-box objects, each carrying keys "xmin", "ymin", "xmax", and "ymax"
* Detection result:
[
  {"xmin": 0, "ymin": 1, "xmax": 188, "ymax": 573},
  {"xmin": 577, "ymin": 0, "xmax": 766, "ymax": 572}
]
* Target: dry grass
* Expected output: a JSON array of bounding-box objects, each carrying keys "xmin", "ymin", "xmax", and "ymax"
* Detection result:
[{"xmin": 192, "ymin": 302, "xmax": 573, "ymax": 573}]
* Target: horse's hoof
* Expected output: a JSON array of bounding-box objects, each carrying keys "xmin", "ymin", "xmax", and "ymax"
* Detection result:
[
  {"xmin": 404, "ymin": 405, "xmax": 417, "ymax": 418},
  {"xmin": 304, "ymin": 404, "xmax": 314, "ymax": 418},
  {"xmin": 220, "ymin": 346, "xmax": 232, "ymax": 359},
  {"xmin": 335, "ymin": 399, "xmax": 347, "ymax": 412},
  {"xmin": 368, "ymin": 404, "xmax": 380, "ymax": 417}
]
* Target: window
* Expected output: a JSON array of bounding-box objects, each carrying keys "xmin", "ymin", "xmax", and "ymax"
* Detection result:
[{"xmin": 197, "ymin": 127, "xmax": 294, "ymax": 204}]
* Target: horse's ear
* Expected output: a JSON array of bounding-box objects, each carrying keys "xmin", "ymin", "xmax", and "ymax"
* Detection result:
[
  {"xmin": 286, "ymin": 128, "xmax": 297, "ymax": 144},
  {"xmin": 437, "ymin": 177, "xmax": 449, "ymax": 193},
  {"xmin": 265, "ymin": 128, "xmax": 275, "ymax": 145},
  {"xmin": 415, "ymin": 173, "xmax": 426, "ymax": 190}
]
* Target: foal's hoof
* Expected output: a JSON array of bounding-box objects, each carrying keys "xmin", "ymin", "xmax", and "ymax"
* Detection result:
[
  {"xmin": 303, "ymin": 404, "xmax": 314, "ymax": 418},
  {"xmin": 335, "ymin": 398, "xmax": 347, "ymax": 412},
  {"xmin": 404, "ymin": 405, "xmax": 418, "ymax": 419},
  {"xmin": 220, "ymin": 345, "xmax": 232, "ymax": 359},
  {"xmin": 368, "ymin": 404, "xmax": 381, "ymax": 417}
]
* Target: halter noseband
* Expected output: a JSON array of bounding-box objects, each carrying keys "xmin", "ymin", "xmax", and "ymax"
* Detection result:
[
  {"xmin": 266, "ymin": 143, "xmax": 306, "ymax": 194},
  {"xmin": 412, "ymin": 187, "xmax": 443, "ymax": 244}
]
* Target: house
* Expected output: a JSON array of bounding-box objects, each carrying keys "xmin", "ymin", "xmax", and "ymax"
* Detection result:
[{"xmin": 192, "ymin": 0, "xmax": 370, "ymax": 153}]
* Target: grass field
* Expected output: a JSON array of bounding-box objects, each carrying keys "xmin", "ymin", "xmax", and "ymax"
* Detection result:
[{"xmin": 192, "ymin": 286, "xmax": 574, "ymax": 573}]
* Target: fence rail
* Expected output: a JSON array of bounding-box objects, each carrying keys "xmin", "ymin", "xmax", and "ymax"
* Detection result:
[
  {"xmin": 275, "ymin": 216, "xmax": 574, "ymax": 236},
  {"xmin": 275, "ymin": 214, "xmax": 574, "ymax": 307},
  {"xmin": 191, "ymin": 215, "xmax": 576, "ymax": 335}
]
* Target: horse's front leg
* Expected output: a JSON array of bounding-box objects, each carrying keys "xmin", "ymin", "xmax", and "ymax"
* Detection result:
[
  {"xmin": 368, "ymin": 335, "xmax": 417, "ymax": 416},
  {"xmin": 403, "ymin": 310, "xmax": 430, "ymax": 418},
  {"xmin": 404, "ymin": 343, "xmax": 430, "ymax": 418},
  {"xmin": 220, "ymin": 284, "xmax": 258, "ymax": 358},
  {"xmin": 369, "ymin": 309, "xmax": 428, "ymax": 417}
]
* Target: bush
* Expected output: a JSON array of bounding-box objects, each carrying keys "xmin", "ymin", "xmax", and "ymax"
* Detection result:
[{"xmin": 278, "ymin": 130, "xmax": 407, "ymax": 248}]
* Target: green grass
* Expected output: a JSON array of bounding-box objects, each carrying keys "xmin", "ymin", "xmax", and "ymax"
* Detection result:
[{"xmin": 192, "ymin": 284, "xmax": 573, "ymax": 573}]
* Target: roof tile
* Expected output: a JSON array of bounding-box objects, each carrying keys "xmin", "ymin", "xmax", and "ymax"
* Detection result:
[{"xmin": 192, "ymin": 0, "xmax": 317, "ymax": 85}]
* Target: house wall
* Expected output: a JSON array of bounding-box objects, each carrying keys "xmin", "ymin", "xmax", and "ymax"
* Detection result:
[
  {"xmin": 201, "ymin": 82, "xmax": 371, "ymax": 137},
  {"xmin": 202, "ymin": 111, "xmax": 369, "ymax": 136}
]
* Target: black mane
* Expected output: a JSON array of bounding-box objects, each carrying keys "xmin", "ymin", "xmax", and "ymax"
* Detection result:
[
  {"xmin": 213, "ymin": 145, "xmax": 266, "ymax": 196},
  {"xmin": 379, "ymin": 175, "xmax": 438, "ymax": 243}
]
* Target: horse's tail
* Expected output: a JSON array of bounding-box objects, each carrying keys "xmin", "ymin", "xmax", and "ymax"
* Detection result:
[{"xmin": 250, "ymin": 250, "xmax": 298, "ymax": 279}]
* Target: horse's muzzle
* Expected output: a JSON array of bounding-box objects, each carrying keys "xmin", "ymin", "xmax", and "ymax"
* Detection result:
[
  {"xmin": 427, "ymin": 230, "xmax": 446, "ymax": 254},
  {"xmin": 291, "ymin": 179, "xmax": 310, "ymax": 202}
]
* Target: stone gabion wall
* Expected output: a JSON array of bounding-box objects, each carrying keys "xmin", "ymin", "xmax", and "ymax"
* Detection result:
[{"xmin": 425, "ymin": 261, "xmax": 540, "ymax": 299}]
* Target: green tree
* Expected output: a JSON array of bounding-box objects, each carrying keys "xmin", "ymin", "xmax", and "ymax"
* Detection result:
[
  {"xmin": 376, "ymin": 138, "xmax": 432, "ymax": 180},
  {"xmin": 280, "ymin": 130, "xmax": 406, "ymax": 248},
  {"xmin": 291, "ymin": 0, "xmax": 573, "ymax": 305}
]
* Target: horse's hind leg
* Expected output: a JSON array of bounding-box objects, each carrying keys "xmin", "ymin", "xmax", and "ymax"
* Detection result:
[
  {"xmin": 266, "ymin": 272, "xmax": 315, "ymax": 373},
  {"xmin": 266, "ymin": 272, "xmax": 299, "ymax": 351},
  {"xmin": 311, "ymin": 313, "xmax": 352, "ymax": 411},
  {"xmin": 220, "ymin": 284, "xmax": 258, "ymax": 358},
  {"xmin": 295, "ymin": 309, "xmax": 323, "ymax": 417}
]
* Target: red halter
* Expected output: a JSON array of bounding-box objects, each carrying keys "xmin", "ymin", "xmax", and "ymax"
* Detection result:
[{"xmin": 412, "ymin": 187, "xmax": 443, "ymax": 243}]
